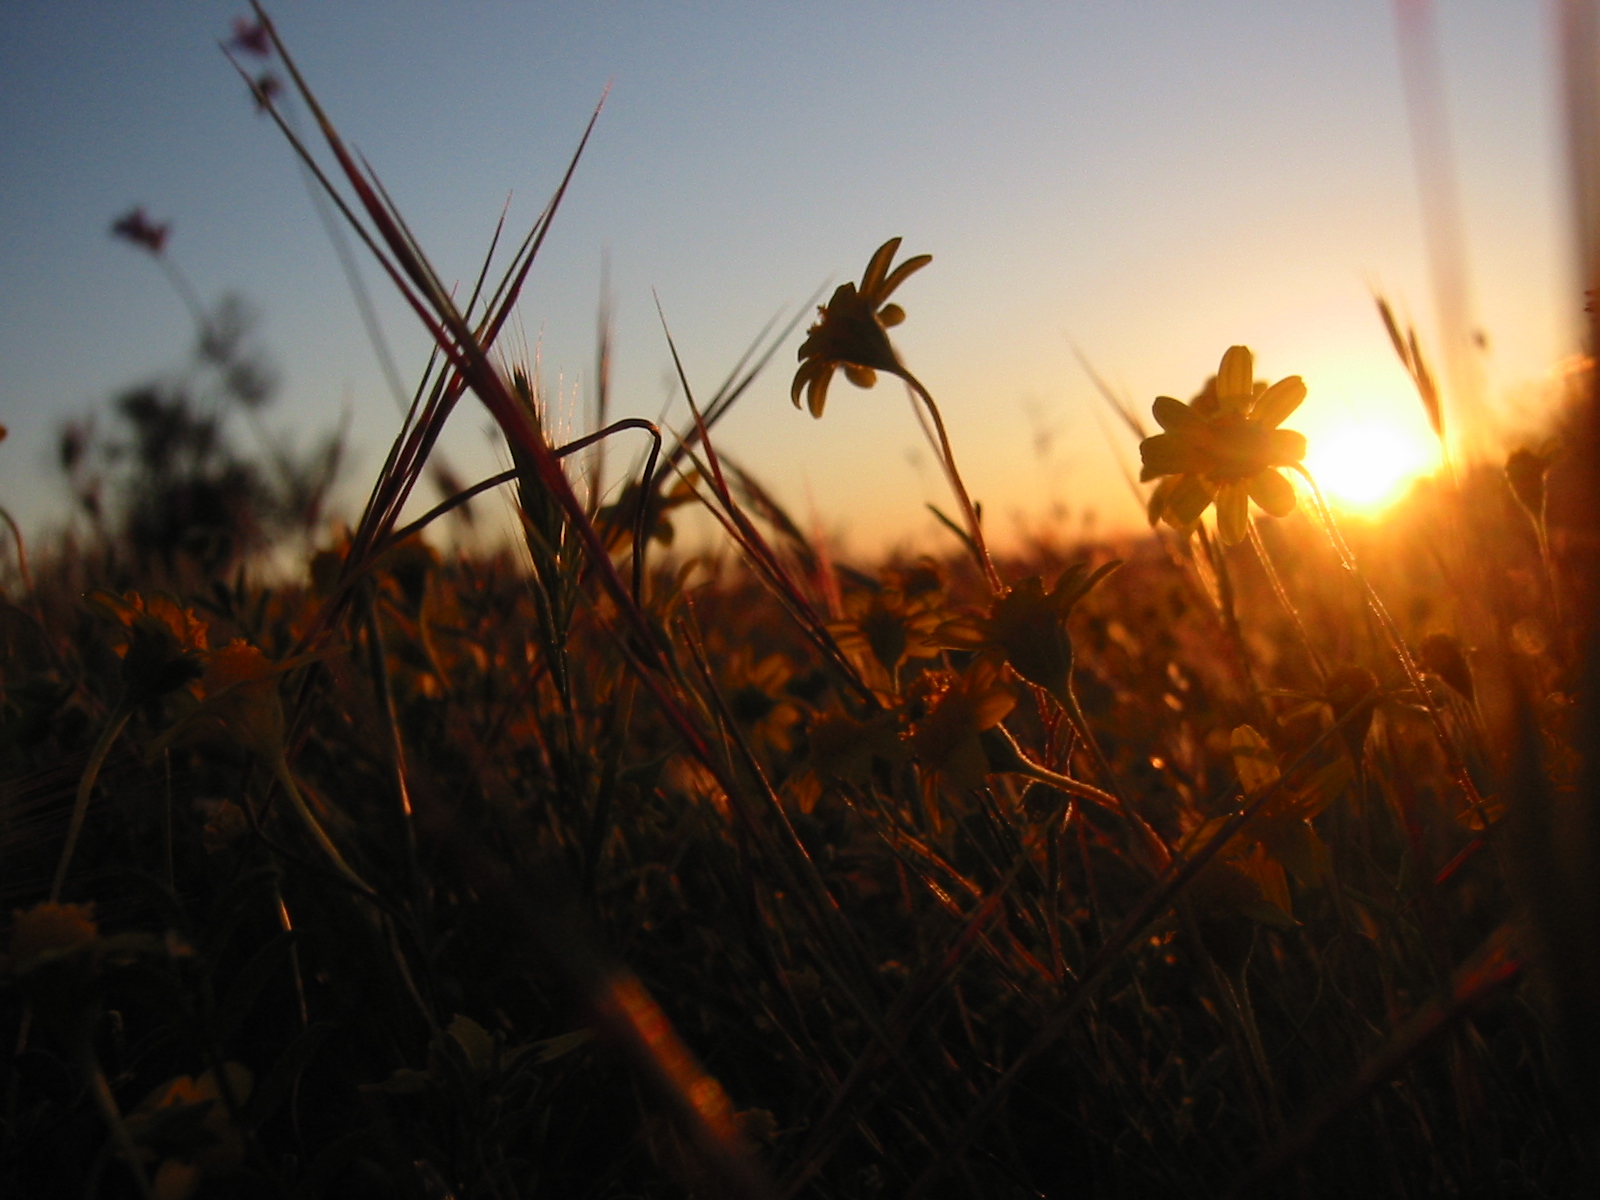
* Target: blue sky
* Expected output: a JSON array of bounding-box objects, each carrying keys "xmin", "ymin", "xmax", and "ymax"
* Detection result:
[{"xmin": 0, "ymin": 2, "xmax": 1579, "ymax": 557}]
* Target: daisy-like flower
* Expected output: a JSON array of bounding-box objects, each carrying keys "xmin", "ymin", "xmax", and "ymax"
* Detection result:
[
  {"xmin": 87, "ymin": 590, "xmax": 209, "ymax": 703},
  {"xmin": 791, "ymin": 237, "xmax": 931, "ymax": 419},
  {"xmin": 1139, "ymin": 345, "xmax": 1308, "ymax": 545}
]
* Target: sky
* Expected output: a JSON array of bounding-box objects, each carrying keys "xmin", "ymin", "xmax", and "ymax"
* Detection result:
[{"xmin": 0, "ymin": 2, "xmax": 1583, "ymax": 561}]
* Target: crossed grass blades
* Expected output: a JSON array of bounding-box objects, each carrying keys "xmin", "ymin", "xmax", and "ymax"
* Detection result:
[{"xmin": 2, "ymin": 6, "xmax": 1598, "ymax": 1198}]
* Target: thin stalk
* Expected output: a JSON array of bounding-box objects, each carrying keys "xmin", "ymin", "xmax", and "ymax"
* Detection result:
[
  {"xmin": 78, "ymin": 1045, "xmax": 154, "ymax": 1200},
  {"xmin": 270, "ymin": 753, "xmax": 373, "ymax": 898},
  {"xmin": 1060, "ymin": 681, "xmax": 1171, "ymax": 875},
  {"xmin": 1247, "ymin": 517, "xmax": 1328, "ymax": 684},
  {"xmin": 900, "ymin": 371, "xmax": 1000, "ymax": 591},
  {"xmin": 1196, "ymin": 523, "xmax": 1273, "ymax": 728},
  {"xmin": 50, "ymin": 702, "xmax": 133, "ymax": 902},
  {"xmin": 1291, "ymin": 464, "xmax": 1491, "ymax": 818},
  {"xmin": 902, "ymin": 694, "xmax": 1373, "ymax": 1199},
  {"xmin": 361, "ymin": 590, "xmax": 420, "ymax": 896}
]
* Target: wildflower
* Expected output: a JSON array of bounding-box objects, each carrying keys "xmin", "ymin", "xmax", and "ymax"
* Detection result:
[
  {"xmin": 828, "ymin": 582, "xmax": 944, "ymax": 692},
  {"xmin": 721, "ymin": 648, "xmax": 804, "ymax": 755},
  {"xmin": 791, "ymin": 237, "xmax": 930, "ymax": 418},
  {"xmin": 127, "ymin": 1063, "xmax": 254, "ymax": 1200},
  {"xmin": 87, "ymin": 590, "xmax": 209, "ymax": 703},
  {"xmin": 1139, "ymin": 346, "xmax": 1308, "ymax": 545},
  {"xmin": 111, "ymin": 207, "xmax": 170, "ymax": 256},
  {"xmin": 1505, "ymin": 442, "xmax": 1557, "ymax": 523},
  {"xmin": 1184, "ymin": 727, "xmax": 1346, "ymax": 931},
  {"xmin": 807, "ymin": 710, "xmax": 906, "ymax": 787},
  {"xmin": 251, "ymin": 72, "xmax": 283, "ymax": 111},
  {"xmin": 908, "ymin": 660, "xmax": 1015, "ymax": 794},
  {"xmin": 5, "ymin": 902, "xmax": 100, "ymax": 975},
  {"xmin": 229, "ymin": 17, "xmax": 272, "ymax": 57},
  {"xmin": 936, "ymin": 562, "xmax": 1118, "ymax": 709}
]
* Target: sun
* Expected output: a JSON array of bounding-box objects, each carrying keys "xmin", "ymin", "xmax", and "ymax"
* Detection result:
[{"xmin": 1301, "ymin": 416, "xmax": 1439, "ymax": 513}]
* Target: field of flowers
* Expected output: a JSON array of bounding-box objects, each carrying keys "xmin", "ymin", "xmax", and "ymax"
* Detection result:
[{"xmin": 3, "ymin": 10, "xmax": 1598, "ymax": 1199}]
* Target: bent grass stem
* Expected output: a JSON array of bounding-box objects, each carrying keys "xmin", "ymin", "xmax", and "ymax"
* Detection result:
[{"xmin": 50, "ymin": 702, "xmax": 133, "ymax": 902}]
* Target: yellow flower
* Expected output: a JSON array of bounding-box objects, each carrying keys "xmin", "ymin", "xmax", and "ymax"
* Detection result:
[
  {"xmin": 908, "ymin": 660, "xmax": 1016, "ymax": 795},
  {"xmin": 6, "ymin": 902, "xmax": 100, "ymax": 974},
  {"xmin": 193, "ymin": 640, "xmax": 287, "ymax": 760},
  {"xmin": 127, "ymin": 1063, "xmax": 254, "ymax": 1200},
  {"xmin": 1139, "ymin": 345, "xmax": 1308, "ymax": 545},
  {"xmin": 791, "ymin": 237, "xmax": 931, "ymax": 418},
  {"xmin": 827, "ymin": 582, "xmax": 943, "ymax": 693},
  {"xmin": 87, "ymin": 590, "xmax": 209, "ymax": 701}
]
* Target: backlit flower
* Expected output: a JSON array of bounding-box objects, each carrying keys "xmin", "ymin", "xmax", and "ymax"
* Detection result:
[
  {"xmin": 128, "ymin": 1063, "xmax": 254, "ymax": 1200},
  {"xmin": 1139, "ymin": 346, "xmax": 1308, "ymax": 545},
  {"xmin": 791, "ymin": 237, "xmax": 930, "ymax": 418},
  {"xmin": 908, "ymin": 660, "xmax": 1016, "ymax": 795},
  {"xmin": 87, "ymin": 590, "xmax": 210, "ymax": 702},
  {"xmin": 936, "ymin": 561, "xmax": 1118, "ymax": 709}
]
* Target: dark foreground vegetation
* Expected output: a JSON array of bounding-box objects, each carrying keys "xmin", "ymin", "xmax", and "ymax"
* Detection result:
[{"xmin": 4, "ymin": 9, "xmax": 1600, "ymax": 1198}]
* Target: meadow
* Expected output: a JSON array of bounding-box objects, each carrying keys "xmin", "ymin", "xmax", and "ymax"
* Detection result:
[{"xmin": 2, "ymin": 10, "xmax": 1598, "ymax": 1199}]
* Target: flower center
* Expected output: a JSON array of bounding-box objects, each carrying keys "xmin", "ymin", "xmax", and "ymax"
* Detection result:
[{"xmin": 1203, "ymin": 415, "xmax": 1274, "ymax": 480}]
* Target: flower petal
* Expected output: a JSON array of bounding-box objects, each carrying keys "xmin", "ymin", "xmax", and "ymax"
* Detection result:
[
  {"xmin": 861, "ymin": 238, "xmax": 901, "ymax": 295},
  {"xmin": 1248, "ymin": 468, "xmax": 1297, "ymax": 517},
  {"xmin": 1152, "ymin": 395, "xmax": 1202, "ymax": 434},
  {"xmin": 1265, "ymin": 428, "xmax": 1308, "ymax": 466},
  {"xmin": 1216, "ymin": 480, "xmax": 1250, "ymax": 544},
  {"xmin": 1216, "ymin": 346, "xmax": 1255, "ymax": 413},
  {"xmin": 1139, "ymin": 432, "xmax": 1207, "ymax": 480},
  {"xmin": 878, "ymin": 303, "xmax": 905, "ymax": 327},
  {"xmin": 1251, "ymin": 375, "xmax": 1306, "ymax": 428},
  {"xmin": 806, "ymin": 371, "xmax": 832, "ymax": 419},
  {"xmin": 878, "ymin": 252, "xmax": 932, "ymax": 301},
  {"xmin": 844, "ymin": 364, "xmax": 877, "ymax": 389},
  {"xmin": 791, "ymin": 360, "xmax": 822, "ymax": 408},
  {"xmin": 1147, "ymin": 475, "xmax": 1181, "ymax": 526},
  {"xmin": 1162, "ymin": 474, "xmax": 1217, "ymax": 527}
]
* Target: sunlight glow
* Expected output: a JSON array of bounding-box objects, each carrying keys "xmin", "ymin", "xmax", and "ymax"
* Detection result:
[{"xmin": 1301, "ymin": 417, "xmax": 1439, "ymax": 513}]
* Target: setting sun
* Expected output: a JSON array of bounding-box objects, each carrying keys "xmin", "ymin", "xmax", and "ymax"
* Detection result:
[{"xmin": 1301, "ymin": 416, "xmax": 1440, "ymax": 513}]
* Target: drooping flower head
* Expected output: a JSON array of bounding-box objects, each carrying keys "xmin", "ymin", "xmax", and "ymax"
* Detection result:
[
  {"xmin": 111, "ymin": 207, "xmax": 170, "ymax": 256},
  {"xmin": 791, "ymin": 237, "xmax": 931, "ymax": 419},
  {"xmin": 936, "ymin": 561, "xmax": 1119, "ymax": 709},
  {"xmin": 1139, "ymin": 346, "xmax": 1308, "ymax": 545}
]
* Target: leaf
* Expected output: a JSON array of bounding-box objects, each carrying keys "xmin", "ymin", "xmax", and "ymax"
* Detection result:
[
  {"xmin": 532, "ymin": 1028, "xmax": 594, "ymax": 1064},
  {"xmin": 446, "ymin": 1013, "xmax": 496, "ymax": 1077},
  {"xmin": 243, "ymin": 1021, "xmax": 335, "ymax": 1129},
  {"xmin": 1263, "ymin": 820, "xmax": 1332, "ymax": 888},
  {"xmin": 1230, "ymin": 725, "xmax": 1280, "ymax": 795},
  {"xmin": 361, "ymin": 1067, "xmax": 431, "ymax": 1096},
  {"xmin": 215, "ymin": 929, "xmax": 298, "ymax": 1047}
]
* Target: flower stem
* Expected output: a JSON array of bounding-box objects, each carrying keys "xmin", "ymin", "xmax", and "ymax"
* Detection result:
[
  {"xmin": 77, "ymin": 1044, "xmax": 154, "ymax": 1200},
  {"xmin": 50, "ymin": 702, "xmax": 133, "ymax": 903},
  {"xmin": 1291, "ymin": 464, "xmax": 1493, "ymax": 820},
  {"xmin": 1060, "ymin": 681, "xmax": 1171, "ymax": 875},
  {"xmin": 901, "ymin": 371, "xmax": 1001, "ymax": 591}
]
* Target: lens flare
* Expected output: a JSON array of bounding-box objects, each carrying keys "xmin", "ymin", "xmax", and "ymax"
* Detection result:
[{"xmin": 1302, "ymin": 418, "xmax": 1439, "ymax": 513}]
